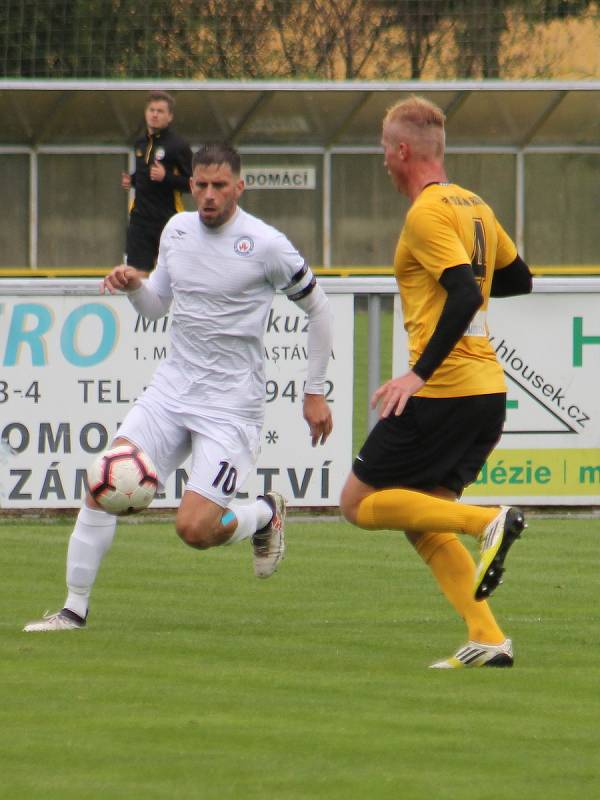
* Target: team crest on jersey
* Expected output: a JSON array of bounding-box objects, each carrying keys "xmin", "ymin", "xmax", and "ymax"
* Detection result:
[
  {"xmin": 234, "ymin": 236, "xmax": 254, "ymax": 256},
  {"xmin": 154, "ymin": 148, "xmax": 166, "ymax": 161}
]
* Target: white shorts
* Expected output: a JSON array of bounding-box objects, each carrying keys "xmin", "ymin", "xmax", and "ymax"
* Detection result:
[{"xmin": 116, "ymin": 387, "xmax": 261, "ymax": 508}]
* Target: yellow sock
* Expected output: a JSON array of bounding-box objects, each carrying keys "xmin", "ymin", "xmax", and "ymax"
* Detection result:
[
  {"xmin": 411, "ymin": 531, "xmax": 505, "ymax": 644},
  {"xmin": 357, "ymin": 487, "xmax": 498, "ymax": 538}
]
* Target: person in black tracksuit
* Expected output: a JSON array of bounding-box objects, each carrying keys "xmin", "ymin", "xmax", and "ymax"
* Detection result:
[{"xmin": 122, "ymin": 91, "xmax": 193, "ymax": 273}]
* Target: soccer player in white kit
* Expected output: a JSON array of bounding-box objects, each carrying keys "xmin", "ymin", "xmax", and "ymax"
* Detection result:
[{"xmin": 24, "ymin": 142, "xmax": 333, "ymax": 632}]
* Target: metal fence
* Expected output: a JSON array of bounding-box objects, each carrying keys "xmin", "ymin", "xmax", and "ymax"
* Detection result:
[
  {"xmin": 1, "ymin": 80, "xmax": 600, "ymax": 271},
  {"xmin": 1, "ymin": 0, "xmax": 599, "ymax": 81}
]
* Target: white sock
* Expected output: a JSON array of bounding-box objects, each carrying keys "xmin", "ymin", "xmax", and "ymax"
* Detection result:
[
  {"xmin": 224, "ymin": 499, "xmax": 272, "ymax": 545},
  {"xmin": 64, "ymin": 505, "xmax": 117, "ymax": 619}
]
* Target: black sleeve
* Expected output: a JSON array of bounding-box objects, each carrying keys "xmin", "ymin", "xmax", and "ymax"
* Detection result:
[
  {"xmin": 164, "ymin": 139, "xmax": 193, "ymax": 194},
  {"xmin": 412, "ymin": 264, "xmax": 482, "ymax": 382},
  {"xmin": 491, "ymin": 255, "xmax": 533, "ymax": 297}
]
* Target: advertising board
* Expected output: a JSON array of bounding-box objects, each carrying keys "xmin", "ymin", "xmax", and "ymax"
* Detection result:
[
  {"xmin": 0, "ymin": 282, "xmax": 353, "ymax": 508},
  {"xmin": 393, "ymin": 282, "xmax": 600, "ymax": 504}
]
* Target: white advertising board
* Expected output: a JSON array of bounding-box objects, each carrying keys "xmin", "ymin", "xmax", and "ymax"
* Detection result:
[
  {"xmin": 393, "ymin": 284, "xmax": 600, "ymax": 505},
  {"xmin": 0, "ymin": 286, "xmax": 353, "ymax": 509}
]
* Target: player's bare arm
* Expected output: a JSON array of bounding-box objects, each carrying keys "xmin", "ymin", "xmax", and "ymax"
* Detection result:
[
  {"xmin": 102, "ymin": 264, "xmax": 143, "ymax": 294},
  {"xmin": 303, "ymin": 393, "xmax": 333, "ymax": 446}
]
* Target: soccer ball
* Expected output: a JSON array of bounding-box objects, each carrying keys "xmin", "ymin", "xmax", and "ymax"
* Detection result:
[{"xmin": 87, "ymin": 444, "xmax": 158, "ymax": 515}]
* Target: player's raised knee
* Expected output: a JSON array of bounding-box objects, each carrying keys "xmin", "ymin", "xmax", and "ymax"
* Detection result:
[{"xmin": 175, "ymin": 518, "xmax": 221, "ymax": 549}]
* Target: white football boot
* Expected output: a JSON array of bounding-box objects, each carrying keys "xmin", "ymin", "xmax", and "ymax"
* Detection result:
[
  {"xmin": 430, "ymin": 638, "xmax": 514, "ymax": 669},
  {"xmin": 252, "ymin": 492, "xmax": 286, "ymax": 578},
  {"xmin": 474, "ymin": 506, "xmax": 526, "ymax": 600},
  {"xmin": 23, "ymin": 608, "xmax": 86, "ymax": 632}
]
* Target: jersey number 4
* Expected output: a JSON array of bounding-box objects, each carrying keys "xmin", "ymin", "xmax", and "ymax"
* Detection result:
[{"xmin": 471, "ymin": 218, "xmax": 487, "ymax": 290}]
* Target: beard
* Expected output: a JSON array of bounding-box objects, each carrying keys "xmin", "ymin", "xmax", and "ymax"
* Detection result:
[{"xmin": 199, "ymin": 202, "xmax": 235, "ymax": 228}]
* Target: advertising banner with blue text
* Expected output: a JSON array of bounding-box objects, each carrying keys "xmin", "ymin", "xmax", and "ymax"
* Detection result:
[{"xmin": 0, "ymin": 282, "xmax": 353, "ymax": 508}]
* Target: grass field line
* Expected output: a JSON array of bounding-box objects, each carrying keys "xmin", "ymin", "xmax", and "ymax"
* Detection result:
[{"xmin": 2, "ymin": 507, "xmax": 600, "ymax": 526}]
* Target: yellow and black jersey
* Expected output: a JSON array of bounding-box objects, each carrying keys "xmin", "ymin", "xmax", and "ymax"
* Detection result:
[
  {"xmin": 394, "ymin": 182, "xmax": 517, "ymax": 398},
  {"xmin": 130, "ymin": 126, "xmax": 192, "ymax": 223}
]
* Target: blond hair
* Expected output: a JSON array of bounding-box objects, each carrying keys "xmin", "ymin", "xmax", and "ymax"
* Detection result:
[{"xmin": 383, "ymin": 96, "xmax": 446, "ymax": 160}]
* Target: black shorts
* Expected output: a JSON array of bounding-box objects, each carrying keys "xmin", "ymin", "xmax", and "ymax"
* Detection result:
[
  {"xmin": 126, "ymin": 214, "xmax": 169, "ymax": 272},
  {"xmin": 353, "ymin": 393, "xmax": 506, "ymax": 496}
]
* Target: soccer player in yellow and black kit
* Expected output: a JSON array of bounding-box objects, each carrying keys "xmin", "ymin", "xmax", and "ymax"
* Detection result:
[{"xmin": 340, "ymin": 96, "xmax": 533, "ymax": 669}]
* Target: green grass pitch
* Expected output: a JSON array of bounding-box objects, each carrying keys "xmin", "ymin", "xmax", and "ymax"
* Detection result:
[{"xmin": 2, "ymin": 514, "xmax": 600, "ymax": 799}]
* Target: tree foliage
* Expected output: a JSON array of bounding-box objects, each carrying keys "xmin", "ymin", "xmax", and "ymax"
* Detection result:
[
  {"xmin": 269, "ymin": 0, "xmax": 394, "ymax": 79},
  {"xmin": 0, "ymin": 0, "xmax": 597, "ymax": 79},
  {"xmin": 1, "ymin": 0, "xmax": 201, "ymax": 77}
]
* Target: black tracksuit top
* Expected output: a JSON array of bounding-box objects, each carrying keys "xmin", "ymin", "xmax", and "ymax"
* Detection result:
[{"xmin": 129, "ymin": 126, "xmax": 193, "ymax": 222}]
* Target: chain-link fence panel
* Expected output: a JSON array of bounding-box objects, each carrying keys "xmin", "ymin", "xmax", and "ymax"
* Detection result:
[{"xmin": 1, "ymin": 0, "xmax": 599, "ymax": 80}]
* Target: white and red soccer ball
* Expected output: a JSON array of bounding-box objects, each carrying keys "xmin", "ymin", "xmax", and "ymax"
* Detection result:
[{"xmin": 87, "ymin": 444, "xmax": 158, "ymax": 515}]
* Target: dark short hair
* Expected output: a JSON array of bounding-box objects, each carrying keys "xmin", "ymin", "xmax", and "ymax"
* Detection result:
[
  {"xmin": 192, "ymin": 143, "xmax": 241, "ymax": 175},
  {"xmin": 145, "ymin": 90, "xmax": 175, "ymax": 113}
]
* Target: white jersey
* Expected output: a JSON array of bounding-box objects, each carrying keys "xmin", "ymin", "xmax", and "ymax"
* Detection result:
[{"xmin": 143, "ymin": 207, "xmax": 314, "ymax": 424}]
